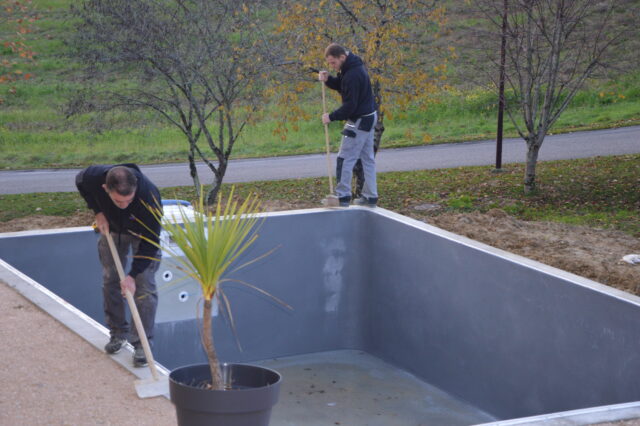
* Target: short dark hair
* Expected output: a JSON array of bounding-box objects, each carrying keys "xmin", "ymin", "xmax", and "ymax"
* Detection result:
[
  {"xmin": 325, "ymin": 43, "xmax": 347, "ymax": 58},
  {"xmin": 105, "ymin": 166, "xmax": 137, "ymax": 196}
]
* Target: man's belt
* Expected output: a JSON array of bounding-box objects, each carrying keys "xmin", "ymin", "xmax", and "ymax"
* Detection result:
[{"xmin": 349, "ymin": 111, "xmax": 376, "ymax": 122}]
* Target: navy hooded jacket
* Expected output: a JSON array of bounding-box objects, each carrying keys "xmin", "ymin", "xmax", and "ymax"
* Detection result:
[
  {"xmin": 76, "ymin": 164, "xmax": 162, "ymax": 277},
  {"xmin": 325, "ymin": 52, "xmax": 376, "ymax": 122}
]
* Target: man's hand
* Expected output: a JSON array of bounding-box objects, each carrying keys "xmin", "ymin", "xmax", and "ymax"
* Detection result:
[
  {"xmin": 322, "ymin": 113, "xmax": 331, "ymax": 125},
  {"xmin": 95, "ymin": 212, "xmax": 109, "ymax": 235},
  {"xmin": 318, "ymin": 70, "xmax": 328, "ymax": 82},
  {"xmin": 121, "ymin": 275, "xmax": 136, "ymax": 297}
]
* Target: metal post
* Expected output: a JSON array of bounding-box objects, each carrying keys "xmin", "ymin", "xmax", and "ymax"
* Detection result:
[{"xmin": 495, "ymin": 0, "xmax": 508, "ymax": 172}]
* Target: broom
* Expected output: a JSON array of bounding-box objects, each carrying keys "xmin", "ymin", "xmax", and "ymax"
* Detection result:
[
  {"xmin": 320, "ymin": 80, "xmax": 340, "ymax": 207},
  {"xmin": 105, "ymin": 232, "xmax": 169, "ymax": 398}
]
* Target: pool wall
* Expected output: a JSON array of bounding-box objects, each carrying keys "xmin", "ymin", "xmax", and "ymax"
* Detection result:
[{"xmin": 363, "ymin": 211, "xmax": 640, "ymax": 419}]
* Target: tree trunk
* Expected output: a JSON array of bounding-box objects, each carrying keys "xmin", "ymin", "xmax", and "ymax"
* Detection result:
[
  {"xmin": 372, "ymin": 79, "xmax": 384, "ymax": 153},
  {"xmin": 524, "ymin": 138, "xmax": 541, "ymax": 194},
  {"xmin": 202, "ymin": 298, "xmax": 223, "ymax": 390},
  {"xmin": 206, "ymin": 178, "xmax": 222, "ymax": 206},
  {"xmin": 188, "ymin": 143, "xmax": 201, "ymax": 198},
  {"xmin": 373, "ymin": 111, "xmax": 384, "ymax": 153}
]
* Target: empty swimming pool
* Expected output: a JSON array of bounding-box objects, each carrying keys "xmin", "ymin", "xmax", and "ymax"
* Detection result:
[{"xmin": 2, "ymin": 207, "xmax": 640, "ymax": 425}]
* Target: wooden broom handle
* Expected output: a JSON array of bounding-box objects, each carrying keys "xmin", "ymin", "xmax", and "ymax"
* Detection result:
[
  {"xmin": 321, "ymin": 82, "xmax": 334, "ymax": 194},
  {"xmin": 105, "ymin": 232, "xmax": 159, "ymax": 380}
]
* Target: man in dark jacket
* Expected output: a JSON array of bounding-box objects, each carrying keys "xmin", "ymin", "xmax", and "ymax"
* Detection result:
[
  {"xmin": 76, "ymin": 164, "xmax": 162, "ymax": 367},
  {"xmin": 320, "ymin": 43, "xmax": 378, "ymax": 207}
]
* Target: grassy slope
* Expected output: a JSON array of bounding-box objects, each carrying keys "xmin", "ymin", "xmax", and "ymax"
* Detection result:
[{"xmin": 0, "ymin": 1, "xmax": 639, "ymax": 169}]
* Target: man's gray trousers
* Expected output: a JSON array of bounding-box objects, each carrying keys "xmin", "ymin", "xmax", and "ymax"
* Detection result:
[
  {"xmin": 97, "ymin": 232, "xmax": 159, "ymax": 346},
  {"xmin": 336, "ymin": 112, "xmax": 378, "ymax": 202}
]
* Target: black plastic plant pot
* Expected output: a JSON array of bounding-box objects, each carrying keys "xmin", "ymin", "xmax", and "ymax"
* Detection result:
[{"xmin": 169, "ymin": 363, "xmax": 282, "ymax": 426}]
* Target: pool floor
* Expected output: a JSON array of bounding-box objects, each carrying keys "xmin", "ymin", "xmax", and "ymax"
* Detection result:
[{"xmin": 259, "ymin": 350, "xmax": 496, "ymax": 426}]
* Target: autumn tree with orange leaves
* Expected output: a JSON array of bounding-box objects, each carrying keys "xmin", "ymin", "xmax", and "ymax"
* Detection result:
[
  {"xmin": 0, "ymin": 0, "xmax": 37, "ymax": 104},
  {"xmin": 274, "ymin": 0, "xmax": 451, "ymax": 150}
]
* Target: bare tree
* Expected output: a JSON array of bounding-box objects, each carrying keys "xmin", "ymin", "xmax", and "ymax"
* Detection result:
[
  {"xmin": 470, "ymin": 0, "xmax": 636, "ymax": 193},
  {"xmin": 69, "ymin": 0, "xmax": 271, "ymax": 204}
]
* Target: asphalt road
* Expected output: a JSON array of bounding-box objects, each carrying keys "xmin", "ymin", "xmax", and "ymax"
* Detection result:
[{"xmin": 1, "ymin": 125, "xmax": 638, "ymax": 194}]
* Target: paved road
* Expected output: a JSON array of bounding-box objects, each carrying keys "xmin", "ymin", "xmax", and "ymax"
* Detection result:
[{"xmin": 1, "ymin": 126, "xmax": 638, "ymax": 194}]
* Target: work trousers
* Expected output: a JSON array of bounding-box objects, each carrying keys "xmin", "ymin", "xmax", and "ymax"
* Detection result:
[
  {"xmin": 97, "ymin": 232, "xmax": 159, "ymax": 346},
  {"xmin": 336, "ymin": 112, "xmax": 378, "ymax": 201}
]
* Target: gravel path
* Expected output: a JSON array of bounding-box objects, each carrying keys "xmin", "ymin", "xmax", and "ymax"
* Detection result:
[{"xmin": 0, "ymin": 280, "xmax": 176, "ymax": 426}]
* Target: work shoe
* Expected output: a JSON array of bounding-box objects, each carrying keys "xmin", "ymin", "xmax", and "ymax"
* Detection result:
[
  {"xmin": 104, "ymin": 336, "xmax": 127, "ymax": 354},
  {"xmin": 353, "ymin": 197, "xmax": 377, "ymax": 207},
  {"xmin": 133, "ymin": 345, "xmax": 148, "ymax": 368}
]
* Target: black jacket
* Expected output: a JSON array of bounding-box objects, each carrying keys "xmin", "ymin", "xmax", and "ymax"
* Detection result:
[
  {"xmin": 76, "ymin": 164, "xmax": 162, "ymax": 277},
  {"xmin": 325, "ymin": 53, "xmax": 376, "ymax": 122}
]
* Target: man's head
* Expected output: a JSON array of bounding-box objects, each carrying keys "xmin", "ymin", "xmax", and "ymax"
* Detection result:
[
  {"xmin": 102, "ymin": 166, "xmax": 138, "ymax": 209},
  {"xmin": 325, "ymin": 43, "xmax": 348, "ymax": 72}
]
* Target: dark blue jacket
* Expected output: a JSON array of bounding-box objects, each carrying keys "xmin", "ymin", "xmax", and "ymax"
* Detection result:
[
  {"xmin": 325, "ymin": 53, "xmax": 376, "ymax": 122},
  {"xmin": 76, "ymin": 164, "xmax": 162, "ymax": 277}
]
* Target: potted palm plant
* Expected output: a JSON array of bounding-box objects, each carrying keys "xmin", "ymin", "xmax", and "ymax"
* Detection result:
[{"xmin": 140, "ymin": 189, "xmax": 288, "ymax": 426}]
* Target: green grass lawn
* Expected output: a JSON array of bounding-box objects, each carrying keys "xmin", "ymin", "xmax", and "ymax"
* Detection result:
[
  {"xmin": 2, "ymin": 78, "xmax": 638, "ymax": 170},
  {"xmin": 2, "ymin": 154, "xmax": 638, "ymax": 237}
]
